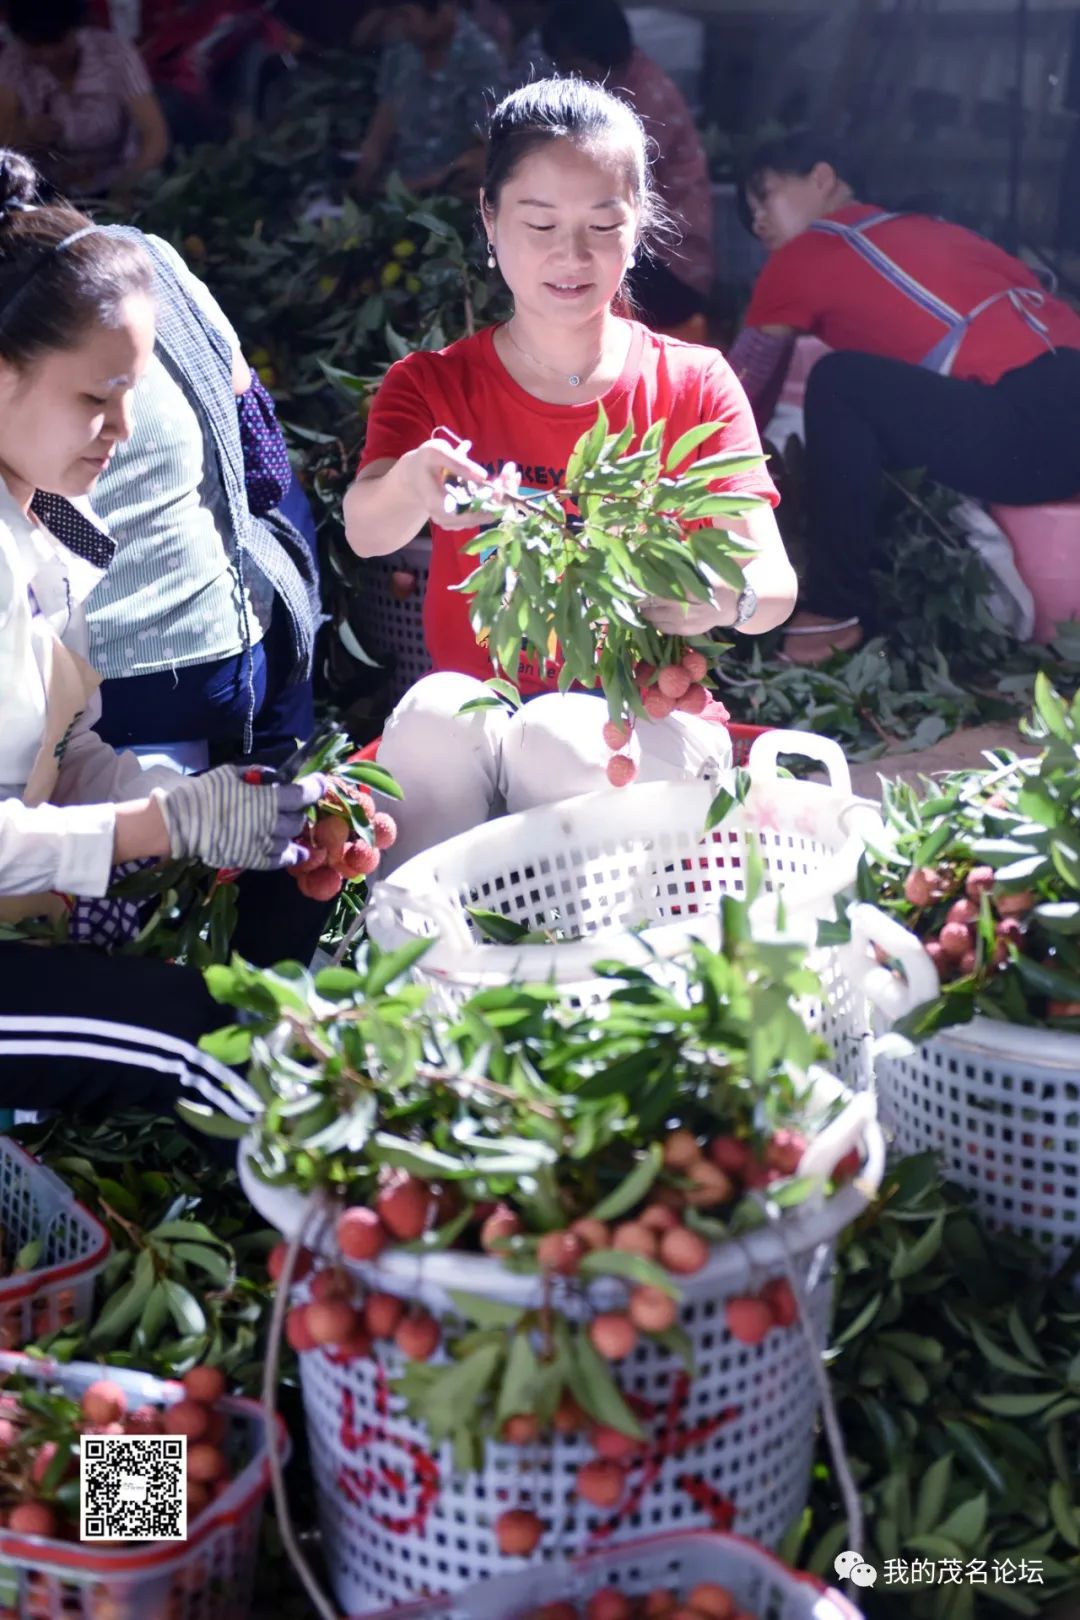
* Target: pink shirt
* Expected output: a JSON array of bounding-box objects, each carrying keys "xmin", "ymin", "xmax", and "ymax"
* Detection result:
[
  {"xmin": 0, "ymin": 27, "xmax": 151, "ymax": 195},
  {"xmin": 613, "ymin": 48, "xmax": 713, "ymax": 297}
]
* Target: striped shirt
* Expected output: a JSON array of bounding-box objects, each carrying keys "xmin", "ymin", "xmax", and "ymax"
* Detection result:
[
  {"xmin": 85, "ymin": 237, "xmax": 269, "ymax": 681},
  {"xmin": 0, "ymin": 27, "xmax": 151, "ymax": 196}
]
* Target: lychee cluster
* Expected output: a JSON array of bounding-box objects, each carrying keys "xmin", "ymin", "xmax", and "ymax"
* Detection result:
[
  {"xmin": 900, "ymin": 863, "xmax": 1033, "ymax": 983},
  {"xmin": 0, "ymin": 1366, "xmax": 231, "ymax": 1543},
  {"xmin": 603, "ymin": 650, "xmax": 719, "ymax": 788},
  {"xmin": 516, "ymin": 1581, "xmax": 753, "ymax": 1619},
  {"xmin": 291, "ymin": 780, "xmax": 397, "ymax": 902}
]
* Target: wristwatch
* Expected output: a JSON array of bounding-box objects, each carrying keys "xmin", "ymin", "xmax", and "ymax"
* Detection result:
[{"xmin": 732, "ymin": 584, "xmax": 757, "ymax": 628}]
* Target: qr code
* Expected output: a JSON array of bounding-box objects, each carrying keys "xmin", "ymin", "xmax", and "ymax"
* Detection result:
[{"xmin": 81, "ymin": 1435, "xmax": 187, "ymax": 1542}]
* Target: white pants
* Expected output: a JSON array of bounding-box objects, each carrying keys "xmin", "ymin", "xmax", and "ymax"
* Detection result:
[{"xmin": 377, "ymin": 672, "xmax": 734, "ymax": 873}]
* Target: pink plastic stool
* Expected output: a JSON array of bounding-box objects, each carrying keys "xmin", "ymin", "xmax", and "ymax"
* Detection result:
[{"xmin": 989, "ymin": 498, "xmax": 1080, "ymax": 643}]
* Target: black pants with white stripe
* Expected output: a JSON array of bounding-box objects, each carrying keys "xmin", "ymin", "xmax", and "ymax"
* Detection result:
[{"xmin": 0, "ymin": 945, "xmax": 242, "ymax": 1117}]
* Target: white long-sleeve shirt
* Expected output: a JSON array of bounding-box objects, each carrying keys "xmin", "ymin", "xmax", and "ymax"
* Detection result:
[{"xmin": 0, "ymin": 482, "xmax": 175, "ymax": 900}]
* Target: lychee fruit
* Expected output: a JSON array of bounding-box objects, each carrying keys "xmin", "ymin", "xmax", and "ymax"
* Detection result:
[
  {"xmin": 658, "ymin": 1226, "xmax": 709, "ymax": 1275},
  {"xmin": 606, "ymin": 754, "xmax": 637, "ymax": 788},
  {"xmin": 642, "ymin": 688, "xmax": 675, "ymax": 721},
  {"xmin": 297, "ymin": 865, "xmax": 344, "ymax": 901},
  {"xmin": 537, "ymin": 1230, "xmax": 586, "ymax": 1276},
  {"xmin": 675, "ymin": 682, "xmax": 709, "ymax": 715},
  {"xmin": 371, "ymin": 813, "xmax": 398, "ymax": 850},
  {"xmin": 183, "ymin": 1366, "xmax": 225, "ymax": 1406},
  {"xmin": 502, "ymin": 1413, "xmax": 540, "ymax": 1445},
  {"xmin": 494, "ymin": 1508, "xmax": 543, "ymax": 1556},
  {"xmin": 375, "ymin": 1174, "xmax": 433, "ymax": 1241},
  {"xmin": 628, "ymin": 1285, "xmax": 678, "ymax": 1335},
  {"xmin": 570, "ymin": 1217, "xmax": 611, "ymax": 1251},
  {"xmin": 602, "ymin": 720, "xmax": 632, "ymax": 751},
  {"xmin": 481, "ymin": 1205, "xmax": 522, "ymax": 1252},
  {"xmin": 8, "ymin": 1502, "xmax": 57, "ymax": 1538},
  {"xmin": 725, "ymin": 1296, "xmax": 773, "ymax": 1345},
  {"xmin": 587, "ymin": 1589, "xmax": 634, "ymax": 1620},
  {"xmin": 394, "ymin": 1310, "xmax": 441, "ymax": 1361},
  {"xmin": 337, "ymin": 841, "xmax": 380, "ymax": 879},
  {"xmin": 163, "ymin": 1401, "xmax": 209, "ymax": 1441},
  {"xmin": 761, "ymin": 1277, "xmax": 798, "ymax": 1328},
  {"xmin": 611, "ymin": 1221, "xmax": 658, "ymax": 1259},
  {"xmin": 363, "ymin": 1292, "xmax": 405, "ymax": 1339},
  {"xmin": 82, "ymin": 1382, "xmax": 126, "ymax": 1426},
  {"xmin": 686, "ymin": 1583, "xmax": 737, "ymax": 1619},
  {"xmin": 680, "ymin": 649, "xmax": 709, "ymax": 682},
  {"xmin": 312, "ymin": 816, "xmax": 349, "ymax": 860},
  {"xmin": 267, "ymin": 1242, "xmax": 314, "ymax": 1284},
  {"xmin": 588, "ymin": 1313, "xmax": 638, "ymax": 1361},
  {"xmin": 663, "ymin": 1129, "xmax": 701, "ymax": 1171},
  {"xmin": 657, "ymin": 664, "xmax": 692, "ymax": 700},
  {"xmin": 337, "ymin": 1206, "xmax": 387, "ymax": 1262},
  {"xmin": 305, "ymin": 1300, "xmax": 361, "ymax": 1347},
  {"xmin": 589, "ymin": 1424, "xmax": 642, "ymax": 1462},
  {"xmin": 576, "ymin": 1459, "xmax": 626, "ymax": 1508}
]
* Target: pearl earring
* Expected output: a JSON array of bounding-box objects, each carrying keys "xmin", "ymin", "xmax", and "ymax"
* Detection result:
[
  {"xmin": 627, "ymin": 252, "xmax": 636, "ymax": 269},
  {"xmin": 487, "ymin": 245, "xmax": 496, "ymax": 269}
]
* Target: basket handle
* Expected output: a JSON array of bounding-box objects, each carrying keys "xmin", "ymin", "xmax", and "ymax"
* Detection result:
[
  {"xmin": 796, "ymin": 1082, "xmax": 884, "ymax": 1195},
  {"xmin": 366, "ymin": 879, "xmax": 476, "ymax": 955},
  {"xmin": 747, "ymin": 728, "xmax": 852, "ymax": 797},
  {"xmin": 845, "ymin": 902, "xmax": 941, "ymax": 1024}
]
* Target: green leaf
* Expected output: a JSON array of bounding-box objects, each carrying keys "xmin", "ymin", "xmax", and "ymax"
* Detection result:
[
  {"xmin": 495, "ymin": 1332, "xmax": 541, "ymax": 1424},
  {"xmin": 565, "ymin": 1328, "xmax": 644, "ymax": 1440},
  {"xmin": 446, "ymin": 1291, "xmax": 527, "ymax": 1330},
  {"xmin": 89, "ymin": 1251, "xmax": 155, "ymax": 1344},
  {"xmin": 936, "ymin": 1492, "xmax": 987, "ymax": 1549},
  {"xmin": 889, "ymin": 1213, "xmax": 945, "ymax": 1279},
  {"xmin": 665, "ymin": 421, "xmax": 722, "ymax": 471},
  {"xmin": 705, "ymin": 787, "xmax": 736, "ymax": 832},
  {"xmin": 976, "ymin": 1391, "xmax": 1061, "ymax": 1417},
  {"xmin": 171, "ymin": 1243, "xmax": 232, "ymax": 1287},
  {"xmin": 578, "ymin": 1248, "xmax": 680, "ymax": 1296},
  {"xmin": 196, "ymin": 1024, "xmax": 252, "ymax": 1066},
  {"xmin": 589, "ymin": 1144, "xmax": 662, "ymax": 1222},
  {"xmin": 175, "ymin": 1100, "xmax": 249, "ymax": 1140},
  {"xmin": 162, "ymin": 1280, "xmax": 207, "ymax": 1338}
]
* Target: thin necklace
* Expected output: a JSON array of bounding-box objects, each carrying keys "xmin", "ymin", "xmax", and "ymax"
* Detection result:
[{"xmin": 504, "ymin": 319, "xmax": 604, "ymax": 389}]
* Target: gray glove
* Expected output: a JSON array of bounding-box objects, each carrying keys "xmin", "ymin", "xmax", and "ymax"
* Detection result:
[{"xmin": 151, "ymin": 766, "xmax": 328, "ymax": 872}]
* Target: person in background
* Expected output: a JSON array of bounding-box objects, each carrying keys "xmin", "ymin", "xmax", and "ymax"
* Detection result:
[
  {"xmin": 728, "ymin": 129, "xmax": 1080, "ymax": 665},
  {"xmin": 0, "ymin": 150, "xmax": 324, "ymax": 1118},
  {"xmin": 344, "ymin": 78, "xmax": 793, "ymax": 871},
  {"xmin": 540, "ymin": 0, "xmax": 712, "ymax": 336},
  {"xmin": 352, "ymin": 0, "xmax": 506, "ymax": 197},
  {"xmin": 0, "ymin": 0, "xmax": 168, "ymax": 199},
  {"xmin": 29, "ymin": 212, "xmax": 323, "ymax": 966}
]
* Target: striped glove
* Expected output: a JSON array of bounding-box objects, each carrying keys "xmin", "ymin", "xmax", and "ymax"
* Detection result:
[{"xmin": 151, "ymin": 766, "xmax": 328, "ymax": 873}]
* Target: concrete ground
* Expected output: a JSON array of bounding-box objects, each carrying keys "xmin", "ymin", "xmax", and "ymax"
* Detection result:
[{"xmin": 846, "ymin": 720, "xmax": 1038, "ymax": 801}]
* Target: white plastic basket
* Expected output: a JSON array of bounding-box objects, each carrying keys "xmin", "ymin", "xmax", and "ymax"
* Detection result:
[
  {"xmin": 849, "ymin": 903, "xmax": 1080, "ymax": 1270},
  {"xmin": 352, "ymin": 536, "xmax": 432, "ymax": 705},
  {"xmin": 366, "ymin": 731, "xmax": 880, "ymax": 1087},
  {"xmin": 0, "ymin": 1139, "xmax": 110, "ymax": 1349},
  {"xmin": 0, "ymin": 1350, "xmax": 286, "ymax": 1620},
  {"xmin": 270, "ymin": 1073, "xmax": 883, "ymax": 1615},
  {"xmin": 353, "ymin": 1529, "xmax": 862, "ymax": 1618}
]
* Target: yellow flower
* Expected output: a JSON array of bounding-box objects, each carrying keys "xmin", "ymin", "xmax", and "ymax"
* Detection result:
[
  {"xmin": 405, "ymin": 274, "xmax": 422, "ymax": 294},
  {"xmin": 392, "ymin": 238, "xmax": 417, "ymax": 259},
  {"xmin": 317, "ymin": 274, "xmax": 338, "ymax": 296},
  {"xmin": 380, "ymin": 261, "xmax": 403, "ymax": 288}
]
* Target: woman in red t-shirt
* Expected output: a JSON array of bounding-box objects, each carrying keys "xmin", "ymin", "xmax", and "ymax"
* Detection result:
[
  {"xmin": 345, "ymin": 76, "xmax": 794, "ymax": 868},
  {"xmin": 728, "ymin": 130, "xmax": 1080, "ymax": 665}
]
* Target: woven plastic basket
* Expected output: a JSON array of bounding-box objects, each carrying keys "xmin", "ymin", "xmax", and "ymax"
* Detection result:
[
  {"xmin": 849, "ymin": 903, "xmax": 1080, "ymax": 1270},
  {"xmin": 0, "ymin": 1139, "xmax": 110, "ymax": 1350},
  {"xmin": 264, "ymin": 1074, "xmax": 883, "ymax": 1615},
  {"xmin": 0, "ymin": 1350, "xmax": 286, "ymax": 1620},
  {"xmin": 353, "ymin": 1529, "xmax": 862, "ymax": 1619},
  {"xmin": 351, "ymin": 537, "xmax": 432, "ymax": 705},
  {"xmin": 365, "ymin": 730, "xmax": 879, "ymax": 1086},
  {"xmin": 354, "ymin": 722, "xmax": 777, "ymax": 772}
]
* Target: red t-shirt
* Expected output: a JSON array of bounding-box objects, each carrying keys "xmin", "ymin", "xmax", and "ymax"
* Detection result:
[
  {"xmin": 744, "ymin": 203, "xmax": 1080, "ymax": 385},
  {"xmin": 358, "ymin": 321, "xmax": 778, "ymax": 691}
]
